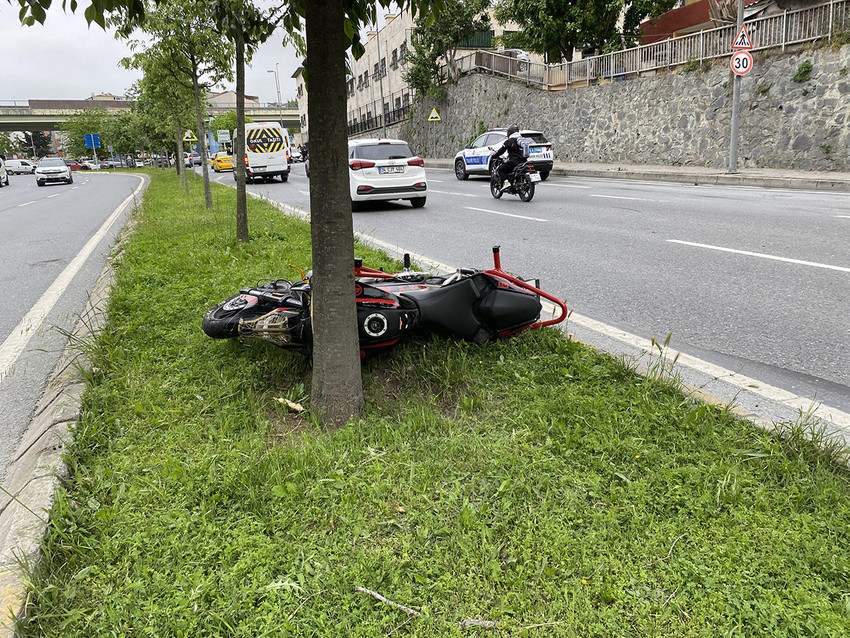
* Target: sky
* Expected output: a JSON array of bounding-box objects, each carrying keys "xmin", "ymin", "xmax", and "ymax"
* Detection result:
[{"xmin": 0, "ymin": 3, "xmax": 303, "ymax": 104}]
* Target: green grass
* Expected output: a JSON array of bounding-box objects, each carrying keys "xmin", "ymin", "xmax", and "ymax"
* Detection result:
[{"xmin": 17, "ymin": 171, "xmax": 850, "ymax": 636}]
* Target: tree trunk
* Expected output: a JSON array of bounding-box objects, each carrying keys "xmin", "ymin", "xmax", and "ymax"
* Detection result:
[
  {"xmin": 235, "ymin": 22, "xmax": 249, "ymax": 243},
  {"xmin": 305, "ymin": 0, "xmax": 364, "ymax": 426},
  {"xmin": 175, "ymin": 121, "xmax": 187, "ymax": 193},
  {"xmin": 191, "ymin": 66, "xmax": 213, "ymax": 209}
]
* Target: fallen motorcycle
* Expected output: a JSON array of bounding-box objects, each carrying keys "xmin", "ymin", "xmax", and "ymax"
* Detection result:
[
  {"xmin": 490, "ymin": 161, "xmax": 540, "ymax": 202},
  {"xmin": 202, "ymin": 246, "xmax": 567, "ymax": 359}
]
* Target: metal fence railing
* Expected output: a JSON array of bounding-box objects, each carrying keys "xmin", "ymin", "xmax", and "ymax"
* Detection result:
[
  {"xmin": 347, "ymin": 88, "xmax": 414, "ymax": 136},
  {"xmin": 454, "ymin": 0, "xmax": 849, "ymax": 90}
]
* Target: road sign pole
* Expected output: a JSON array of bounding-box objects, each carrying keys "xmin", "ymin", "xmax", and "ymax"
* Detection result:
[{"xmin": 728, "ymin": 0, "xmax": 745, "ymax": 174}]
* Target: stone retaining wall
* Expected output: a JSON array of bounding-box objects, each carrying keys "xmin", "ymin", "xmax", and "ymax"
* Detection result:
[{"xmin": 373, "ymin": 44, "xmax": 849, "ymax": 171}]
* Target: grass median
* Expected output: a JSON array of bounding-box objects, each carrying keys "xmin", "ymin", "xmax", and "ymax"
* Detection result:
[{"xmin": 17, "ymin": 170, "xmax": 850, "ymax": 636}]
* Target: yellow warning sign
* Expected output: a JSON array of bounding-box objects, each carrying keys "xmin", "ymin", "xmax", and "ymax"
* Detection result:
[
  {"xmin": 183, "ymin": 130, "xmax": 198, "ymax": 142},
  {"xmin": 731, "ymin": 23, "xmax": 752, "ymax": 50},
  {"xmin": 428, "ymin": 108, "xmax": 441, "ymax": 122}
]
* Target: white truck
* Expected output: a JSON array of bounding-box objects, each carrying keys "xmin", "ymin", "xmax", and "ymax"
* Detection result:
[{"xmin": 233, "ymin": 121, "xmax": 291, "ymax": 183}]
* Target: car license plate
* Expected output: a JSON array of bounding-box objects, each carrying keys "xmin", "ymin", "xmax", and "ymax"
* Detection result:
[
  {"xmin": 379, "ymin": 166, "xmax": 404, "ymax": 174},
  {"xmin": 529, "ymin": 172, "xmax": 541, "ymax": 182}
]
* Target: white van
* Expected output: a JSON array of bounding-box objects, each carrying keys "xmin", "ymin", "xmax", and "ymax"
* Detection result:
[
  {"xmin": 233, "ymin": 121, "xmax": 290, "ymax": 183},
  {"xmin": 5, "ymin": 159, "xmax": 36, "ymax": 174}
]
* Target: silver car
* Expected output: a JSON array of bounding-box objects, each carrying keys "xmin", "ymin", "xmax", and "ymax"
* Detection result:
[{"xmin": 35, "ymin": 157, "xmax": 73, "ymax": 187}]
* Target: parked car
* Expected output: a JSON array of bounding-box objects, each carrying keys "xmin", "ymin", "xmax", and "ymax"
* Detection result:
[
  {"xmin": 83, "ymin": 161, "xmax": 100, "ymax": 170},
  {"xmin": 191, "ymin": 152, "xmax": 202, "ymax": 165},
  {"xmin": 497, "ymin": 48, "xmax": 531, "ymax": 72},
  {"xmin": 36, "ymin": 157, "xmax": 73, "ymax": 186},
  {"xmin": 64, "ymin": 159, "xmax": 84, "ymax": 171},
  {"xmin": 348, "ymin": 138, "xmax": 426, "ymax": 211},
  {"xmin": 453, "ymin": 128, "xmax": 554, "ymax": 181},
  {"xmin": 0, "ymin": 158, "xmax": 8, "ymax": 187},
  {"xmin": 5, "ymin": 159, "xmax": 36, "ymax": 174},
  {"xmin": 290, "ymin": 148, "xmax": 303, "ymax": 163},
  {"xmin": 211, "ymin": 151, "xmax": 233, "ymax": 172}
]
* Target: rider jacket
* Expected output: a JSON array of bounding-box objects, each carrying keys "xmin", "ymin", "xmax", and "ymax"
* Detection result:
[{"xmin": 493, "ymin": 133, "xmax": 524, "ymax": 163}]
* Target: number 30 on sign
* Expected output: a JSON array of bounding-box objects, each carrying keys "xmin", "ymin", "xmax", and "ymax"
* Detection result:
[{"xmin": 730, "ymin": 50, "xmax": 753, "ymax": 76}]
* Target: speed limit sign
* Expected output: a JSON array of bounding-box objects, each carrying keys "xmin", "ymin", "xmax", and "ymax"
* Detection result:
[{"xmin": 730, "ymin": 50, "xmax": 753, "ymax": 75}]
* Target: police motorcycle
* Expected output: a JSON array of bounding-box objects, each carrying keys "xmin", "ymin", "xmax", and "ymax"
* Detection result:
[
  {"xmin": 201, "ymin": 247, "xmax": 567, "ymax": 360},
  {"xmin": 489, "ymin": 157, "xmax": 540, "ymax": 202}
]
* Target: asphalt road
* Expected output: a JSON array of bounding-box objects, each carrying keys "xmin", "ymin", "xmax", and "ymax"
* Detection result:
[
  {"xmin": 0, "ymin": 171, "xmax": 141, "ymax": 483},
  {"xmin": 220, "ymin": 162, "xmax": 850, "ymax": 419}
]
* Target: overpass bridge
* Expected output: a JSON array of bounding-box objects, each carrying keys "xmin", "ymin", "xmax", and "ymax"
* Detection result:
[{"xmin": 0, "ymin": 99, "xmax": 299, "ymax": 132}]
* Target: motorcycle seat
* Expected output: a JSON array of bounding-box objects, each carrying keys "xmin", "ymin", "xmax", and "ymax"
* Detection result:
[{"xmin": 399, "ymin": 274, "xmax": 494, "ymax": 342}]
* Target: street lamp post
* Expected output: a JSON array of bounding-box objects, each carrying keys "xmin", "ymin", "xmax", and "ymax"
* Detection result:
[{"xmin": 267, "ymin": 63, "xmax": 282, "ymax": 126}]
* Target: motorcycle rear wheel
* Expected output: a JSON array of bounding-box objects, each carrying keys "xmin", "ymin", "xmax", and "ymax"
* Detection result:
[
  {"xmin": 490, "ymin": 174, "xmax": 503, "ymax": 199},
  {"xmin": 517, "ymin": 177, "xmax": 535, "ymax": 202},
  {"xmin": 202, "ymin": 295, "xmax": 269, "ymax": 339}
]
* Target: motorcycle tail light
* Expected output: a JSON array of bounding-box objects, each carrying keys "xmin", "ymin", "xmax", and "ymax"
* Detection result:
[
  {"xmin": 350, "ymin": 159, "xmax": 376, "ymax": 170},
  {"xmin": 407, "ymin": 157, "xmax": 424, "ymax": 167}
]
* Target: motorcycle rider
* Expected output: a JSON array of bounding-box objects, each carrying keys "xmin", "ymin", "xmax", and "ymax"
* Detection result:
[{"xmin": 492, "ymin": 124, "xmax": 524, "ymax": 190}]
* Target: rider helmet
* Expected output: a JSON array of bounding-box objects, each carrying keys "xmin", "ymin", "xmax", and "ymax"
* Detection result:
[{"xmin": 506, "ymin": 124, "xmax": 519, "ymax": 136}]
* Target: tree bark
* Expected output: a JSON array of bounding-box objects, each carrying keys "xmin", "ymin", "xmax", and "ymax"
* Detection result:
[
  {"xmin": 305, "ymin": 0, "xmax": 364, "ymax": 426},
  {"xmin": 235, "ymin": 20, "xmax": 249, "ymax": 243},
  {"xmin": 191, "ymin": 66, "xmax": 213, "ymax": 208},
  {"xmin": 175, "ymin": 120, "xmax": 188, "ymax": 194}
]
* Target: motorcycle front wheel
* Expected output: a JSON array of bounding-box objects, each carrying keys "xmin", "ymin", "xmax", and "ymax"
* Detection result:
[
  {"xmin": 490, "ymin": 174, "xmax": 503, "ymax": 199},
  {"xmin": 202, "ymin": 294, "xmax": 269, "ymax": 339},
  {"xmin": 517, "ymin": 176, "xmax": 535, "ymax": 202}
]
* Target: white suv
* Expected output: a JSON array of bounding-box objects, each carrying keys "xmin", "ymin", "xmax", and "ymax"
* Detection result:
[
  {"xmin": 348, "ymin": 138, "xmax": 427, "ymax": 211},
  {"xmin": 35, "ymin": 157, "xmax": 73, "ymax": 186},
  {"xmin": 454, "ymin": 129, "xmax": 554, "ymax": 181},
  {"xmin": 0, "ymin": 158, "xmax": 8, "ymax": 187}
]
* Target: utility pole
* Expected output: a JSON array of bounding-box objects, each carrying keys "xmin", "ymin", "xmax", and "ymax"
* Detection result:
[
  {"xmin": 268, "ymin": 63, "xmax": 282, "ymax": 125},
  {"xmin": 728, "ymin": 0, "xmax": 744, "ymax": 173},
  {"xmin": 375, "ymin": 20, "xmax": 387, "ymax": 138}
]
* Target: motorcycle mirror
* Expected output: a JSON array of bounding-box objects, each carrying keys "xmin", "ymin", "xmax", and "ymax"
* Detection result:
[
  {"xmin": 403, "ymin": 253, "xmax": 411, "ymax": 270},
  {"xmin": 354, "ymin": 257, "xmax": 363, "ymax": 268}
]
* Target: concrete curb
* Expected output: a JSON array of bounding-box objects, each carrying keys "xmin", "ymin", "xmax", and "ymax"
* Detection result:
[
  {"xmin": 0, "ymin": 173, "xmax": 145, "ymax": 636},
  {"xmin": 0, "ymin": 265, "xmax": 114, "ymax": 635}
]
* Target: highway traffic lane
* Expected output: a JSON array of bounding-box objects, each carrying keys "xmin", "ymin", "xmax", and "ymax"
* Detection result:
[
  {"xmin": 224, "ymin": 165, "xmax": 849, "ymax": 412},
  {"xmin": 0, "ymin": 173, "xmax": 142, "ymax": 483},
  {"xmin": 361, "ymin": 171, "xmax": 849, "ymax": 411}
]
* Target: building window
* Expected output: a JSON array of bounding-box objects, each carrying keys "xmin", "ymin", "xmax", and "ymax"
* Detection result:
[
  {"xmin": 399, "ymin": 42, "xmax": 407, "ymax": 60},
  {"xmin": 373, "ymin": 62, "xmax": 379, "ymax": 78},
  {"xmin": 380, "ymin": 58, "xmax": 386, "ymax": 77},
  {"xmin": 391, "ymin": 49, "xmax": 398, "ymax": 69},
  {"xmin": 402, "ymin": 93, "xmax": 410, "ymax": 106}
]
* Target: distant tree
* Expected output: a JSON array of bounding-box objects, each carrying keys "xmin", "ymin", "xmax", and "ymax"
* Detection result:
[
  {"xmin": 209, "ymin": 110, "xmax": 252, "ymax": 144},
  {"xmin": 117, "ymin": 0, "xmax": 235, "ymax": 207},
  {"xmin": 27, "ymin": 131, "xmax": 52, "ymax": 158},
  {"xmin": 404, "ymin": 0, "xmax": 490, "ymax": 97},
  {"xmin": 285, "ymin": 98, "xmax": 298, "ymax": 108},
  {"xmin": 493, "ymin": 0, "xmax": 678, "ymax": 62},
  {"xmin": 60, "ymin": 108, "xmax": 111, "ymax": 159},
  {"xmin": 0, "ymin": 132, "xmax": 28, "ymax": 157}
]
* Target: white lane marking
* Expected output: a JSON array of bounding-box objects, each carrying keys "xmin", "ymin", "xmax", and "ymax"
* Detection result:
[
  {"xmin": 18, "ymin": 201, "xmax": 37, "ymax": 207},
  {"xmin": 566, "ymin": 312, "xmax": 850, "ymax": 429},
  {"xmin": 350, "ymin": 233, "xmax": 850, "ymax": 431},
  {"xmin": 466, "ymin": 206, "xmax": 547, "ymax": 222},
  {"xmin": 47, "ymin": 193, "xmax": 61, "ymax": 198},
  {"xmin": 429, "ymin": 189, "xmax": 477, "ymax": 198},
  {"xmin": 668, "ymin": 240, "xmax": 850, "ymax": 273},
  {"xmin": 0, "ymin": 175, "xmax": 146, "ymax": 382},
  {"xmin": 299, "ymin": 190, "xmax": 310, "ymax": 196},
  {"xmin": 550, "ymin": 183, "xmax": 591, "ymax": 189},
  {"xmin": 429, "ymin": 179, "xmax": 444, "ymax": 183},
  {"xmin": 836, "ymin": 215, "xmax": 850, "ymax": 219},
  {"xmin": 71, "ymin": 186, "xmax": 79, "ymax": 190},
  {"xmin": 590, "ymin": 194, "xmax": 644, "ymax": 201}
]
